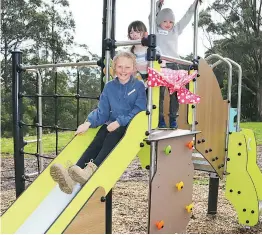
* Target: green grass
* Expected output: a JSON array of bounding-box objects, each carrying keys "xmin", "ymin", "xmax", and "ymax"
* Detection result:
[
  {"xmin": 240, "ymin": 122, "xmax": 262, "ymax": 145},
  {"xmin": 1, "ymin": 122, "xmax": 261, "ymax": 157},
  {"xmin": 1, "ymin": 131, "xmax": 75, "ymax": 157}
]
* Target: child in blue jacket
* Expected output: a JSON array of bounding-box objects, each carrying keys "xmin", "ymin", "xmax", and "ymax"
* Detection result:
[{"xmin": 50, "ymin": 51, "xmax": 147, "ymax": 194}]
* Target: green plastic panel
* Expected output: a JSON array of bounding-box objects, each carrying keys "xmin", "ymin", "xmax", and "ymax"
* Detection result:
[
  {"xmin": 242, "ymin": 129, "xmax": 262, "ymax": 200},
  {"xmin": 225, "ymin": 132, "xmax": 259, "ymax": 226}
]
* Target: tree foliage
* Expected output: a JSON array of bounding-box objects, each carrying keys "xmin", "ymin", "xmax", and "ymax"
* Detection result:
[
  {"xmin": 1, "ymin": 0, "xmax": 101, "ymax": 137},
  {"xmin": 198, "ymin": 0, "xmax": 262, "ymax": 121}
]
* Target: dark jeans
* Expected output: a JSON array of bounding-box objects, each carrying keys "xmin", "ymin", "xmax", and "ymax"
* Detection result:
[
  {"xmin": 159, "ymin": 63, "xmax": 179, "ymax": 120},
  {"xmin": 141, "ymin": 73, "xmax": 148, "ymax": 81},
  {"xmin": 76, "ymin": 124, "xmax": 127, "ymax": 168}
]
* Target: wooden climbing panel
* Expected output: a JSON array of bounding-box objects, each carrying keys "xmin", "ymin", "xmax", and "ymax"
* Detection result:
[
  {"xmin": 164, "ymin": 58, "xmax": 228, "ymax": 178},
  {"xmin": 64, "ymin": 187, "xmax": 106, "ymax": 234},
  {"xmin": 148, "ymin": 130, "xmax": 196, "ymax": 233}
]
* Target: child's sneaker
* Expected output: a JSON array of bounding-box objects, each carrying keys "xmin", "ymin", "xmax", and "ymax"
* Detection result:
[
  {"xmin": 170, "ymin": 117, "xmax": 178, "ymax": 129},
  {"xmin": 158, "ymin": 117, "xmax": 167, "ymax": 128},
  {"xmin": 68, "ymin": 161, "xmax": 98, "ymax": 185},
  {"xmin": 50, "ymin": 163, "xmax": 76, "ymax": 194}
]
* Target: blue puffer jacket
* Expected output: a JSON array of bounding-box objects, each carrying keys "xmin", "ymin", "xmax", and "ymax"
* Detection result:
[{"xmin": 87, "ymin": 76, "xmax": 147, "ymax": 127}]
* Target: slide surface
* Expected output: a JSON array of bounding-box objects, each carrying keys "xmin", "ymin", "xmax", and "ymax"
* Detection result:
[{"xmin": 1, "ymin": 111, "xmax": 148, "ymax": 234}]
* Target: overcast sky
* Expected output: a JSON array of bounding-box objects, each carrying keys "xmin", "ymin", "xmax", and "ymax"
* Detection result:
[{"xmin": 68, "ymin": 0, "xmax": 215, "ymax": 58}]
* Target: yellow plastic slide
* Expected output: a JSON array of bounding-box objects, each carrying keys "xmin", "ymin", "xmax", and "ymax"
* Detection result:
[{"xmin": 1, "ymin": 111, "xmax": 148, "ymax": 234}]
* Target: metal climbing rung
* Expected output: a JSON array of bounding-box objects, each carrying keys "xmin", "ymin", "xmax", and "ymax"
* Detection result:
[
  {"xmin": 192, "ymin": 152, "xmax": 215, "ymax": 173},
  {"xmin": 24, "ymin": 172, "xmax": 39, "ymax": 178},
  {"xmin": 25, "ymin": 139, "xmax": 42, "ymax": 144}
]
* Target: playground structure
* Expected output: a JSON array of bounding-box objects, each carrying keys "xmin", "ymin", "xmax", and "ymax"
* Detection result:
[{"xmin": 1, "ymin": 0, "xmax": 262, "ymax": 234}]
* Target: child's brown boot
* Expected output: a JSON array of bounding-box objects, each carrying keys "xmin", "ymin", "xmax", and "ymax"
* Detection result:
[
  {"xmin": 50, "ymin": 163, "xmax": 76, "ymax": 194},
  {"xmin": 68, "ymin": 161, "xmax": 97, "ymax": 185}
]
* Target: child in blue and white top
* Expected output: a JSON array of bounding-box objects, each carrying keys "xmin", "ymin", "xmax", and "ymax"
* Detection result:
[
  {"xmin": 155, "ymin": 0, "xmax": 201, "ymax": 129},
  {"xmin": 49, "ymin": 51, "xmax": 147, "ymax": 194},
  {"xmin": 127, "ymin": 20, "xmax": 161, "ymax": 89}
]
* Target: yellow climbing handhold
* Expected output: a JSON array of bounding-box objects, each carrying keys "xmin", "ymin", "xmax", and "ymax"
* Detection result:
[
  {"xmin": 185, "ymin": 203, "xmax": 193, "ymax": 213},
  {"xmin": 176, "ymin": 181, "xmax": 184, "ymax": 191}
]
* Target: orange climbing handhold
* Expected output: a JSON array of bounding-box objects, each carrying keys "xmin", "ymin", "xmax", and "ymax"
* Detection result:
[
  {"xmin": 176, "ymin": 181, "xmax": 184, "ymax": 191},
  {"xmin": 155, "ymin": 220, "xmax": 164, "ymax": 230},
  {"xmin": 186, "ymin": 141, "xmax": 194, "ymax": 150}
]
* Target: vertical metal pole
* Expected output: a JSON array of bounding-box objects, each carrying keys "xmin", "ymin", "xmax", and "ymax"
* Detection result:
[
  {"xmin": 223, "ymin": 63, "xmax": 233, "ymax": 173},
  {"xmin": 149, "ymin": 142, "xmax": 156, "ymax": 181},
  {"xmin": 104, "ymin": 0, "xmax": 113, "ymax": 233},
  {"xmin": 101, "ymin": 0, "xmax": 107, "ymax": 91},
  {"xmin": 111, "ymin": 0, "xmax": 116, "ymax": 58},
  {"xmin": 148, "ymin": 0, "xmax": 157, "ymax": 180},
  {"xmin": 104, "ymin": 0, "xmax": 112, "ymax": 85},
  {"xmin": 147, "ymin": 0, "xmax": 156, "ymax": 132},
  {"xmin": 106, "ymin": 190, "xmax": 113, "ymax": 234},
  {"xmin": 192, "ymin": 2, "xmax": 199, "ymax": 132},
  {"xmin": 76, "ymin": 61, "xmax": 80, "ymax": 127},
  {"xmin": 54, "ymin": 68, "xmax": 59, "ymax": 155},
  {"xmin": 236, "ymin": 67, "xmax": 242, "ymax": 132},
  {"xmin": 147, "ymin": 141, "xmax": 157, "ymax": 233},
  {"xmin": 147, "ymin": 1, "xmax": 157, "ymax": 233},
  {"xmin": 225, "ymin": 58, "xmax": 242, "ymax": 132},
  {"xmin": 207, "ymin": 173, "xmax": 219, "ymax": 215},
  {"xmin": 37, "ymin": 70, "xmax": 43, "ymax": 172},
  {"xmin": 12, "ymin": 49, "xmax": 25, "ymax": 197}
]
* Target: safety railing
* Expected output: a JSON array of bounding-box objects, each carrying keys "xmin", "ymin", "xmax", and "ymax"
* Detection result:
[
  {"xmin": 160, "ymin": 55, "xmax": 193, "ymax": 66},
  {"xmin": 205, "ymin": 54, "xmax": 246, "ymax": 174},
  {"xmin": 210, "ymin": 57, "xmax": 242, "ymax": 132}
]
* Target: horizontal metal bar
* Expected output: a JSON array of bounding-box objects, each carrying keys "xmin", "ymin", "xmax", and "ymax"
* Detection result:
[
  {"xmin": 160, "ymin": 55, "xmax": 193, "ymax": 66},
  {"xmin": 22, "ymin": 151, "xmax": 55, "ymax": 159},
  {"xmin": 20, "ymin": 123, "xmax": 76, "ymax": 131},
  {"xmin": 24, "ymin": 172, "xmax": 39, "ymax": 177},
  {"xmin": 115, "ymin": 39, "xmax": 142, "ymax": 47},
  {"xmin": 192, "ymin": 153, "xmax": 216, "ymax": 173},
  {"xmin": 20, "ymin": 61, "xmax": 99, "ymax": 70},
  {"xmin": 193, "ymin": 162, "xmax": 215, "ymax": 172},
  {"xmin": 20, "ymin": 94, "xmax": 99, "ymax": 100},
  {"xmin": 25, "ymin": 139, "xmax": 38, "ymax": 144}
]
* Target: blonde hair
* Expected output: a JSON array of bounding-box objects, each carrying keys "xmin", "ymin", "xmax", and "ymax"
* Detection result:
[{"xmin": 112, "ymin": 51, "xmax": 137, "ymax": 76}]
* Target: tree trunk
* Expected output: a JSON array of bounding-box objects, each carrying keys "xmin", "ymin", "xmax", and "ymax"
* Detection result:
[
  {"xmin": 4, "ymin": 38, "xmax": 9, "ymax": 92},
  {"xmin": 257, "ymin": 78, "xmax": 262, "ymax": 121}
]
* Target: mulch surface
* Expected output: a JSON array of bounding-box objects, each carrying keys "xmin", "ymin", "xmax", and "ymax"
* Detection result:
[{"xmin": 1, "ymin": 147, "xmax": 262, "ymax": 233}]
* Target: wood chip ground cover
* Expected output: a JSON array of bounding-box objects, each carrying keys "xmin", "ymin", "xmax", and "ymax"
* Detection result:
[{"xmin": 1, "ymin": 147, "xmax": 262, "ymax": 233}]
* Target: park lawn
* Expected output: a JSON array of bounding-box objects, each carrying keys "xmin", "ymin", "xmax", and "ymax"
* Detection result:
[
  {"xmin": 1, "ymin": 122, "xmax": 262, "ymax": 157},
  {"xmin": 1, "ymin": 131, "xmax": 75, "ymax": 157},
  {"xmin": 240, "ymin": 122, "xmax": 262, "ymax": 145}
]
